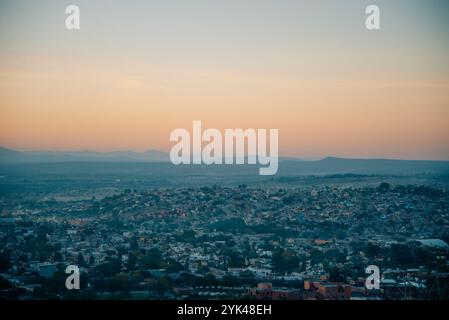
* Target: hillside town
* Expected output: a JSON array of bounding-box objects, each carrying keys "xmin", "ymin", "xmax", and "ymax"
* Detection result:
[{"xmin": 1, "ymin": 183, "xmax": 449, "ymax": 300}]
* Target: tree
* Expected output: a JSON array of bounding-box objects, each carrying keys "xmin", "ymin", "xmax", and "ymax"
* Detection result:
[
  {"xmin": 127, "ymin": 252, "xmax": 137, "ymax": 270},
  {"xmin": 0, "ymin": 250, "xmax": 12, "ymax": 272},
  {"xmin": 95, "ymin": 257, "xmax": 122, "ymax": 277},
  {"xmin": 378, "ymin": 182, "xmax": 390, "ymax": 193},
  {"xmin": 108, "ymin": 274, "xmax": 133, "ymax": 293},
  {"xmin": 329, "ymin": 267, "xmax": 345, "ymax": 282},
  {"xmin": 77, "ymin": 252, "xmax": 86, "ymax": 267},
  {"xmin": 389, "ymin": 244, "xmax": 413, "ymax": 266},
  {"xmin": 153, "ymin": 276, "xmax": 172, "ymax": 294},
  {"xmin": 0, "ymin": 276, "xmax": 12, "ymax": 289},
  {"xmin": 225, "ymin": 251, "xmax": 245, "ymax": 268},
  {"xmin": 140, "ymin": 248, "xmax": 163, "ymax": 269},
  {"xmin": 272, "ymin": 249, "xmax": 300, "ymax": 274},
  {"xmin": 365, "ymin": 243, "xmax": 381, "ymax": 258},
  {"xmin": 53, "ymin": 250, "xmax": 63, "ymax": 262}
]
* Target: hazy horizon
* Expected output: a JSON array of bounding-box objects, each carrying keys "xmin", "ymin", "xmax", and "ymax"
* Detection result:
[
  {"xmin": 1, "ymin": 0, "xmax": 449, "ymax": 160},
  {"xmin": 2, "ymin": 145, "xmax": 449, "ymax": 162}
]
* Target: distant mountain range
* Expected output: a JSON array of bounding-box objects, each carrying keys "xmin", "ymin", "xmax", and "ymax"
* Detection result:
[
  {"xmin": 0, "ymin": 147, "xmax": 169, "ymax": 163},
  {"xmin": 0, "ymin": 147, "xmax": 312, "ymax": 163},
  {"xmin": 1, "ymin": 147, "xmax": 449, "ymax": 176}
]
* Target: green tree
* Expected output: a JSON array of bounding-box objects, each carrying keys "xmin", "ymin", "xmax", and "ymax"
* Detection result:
[{"xmin": 0, "ymin": 250, "xmax": 12, "ymax": 272}]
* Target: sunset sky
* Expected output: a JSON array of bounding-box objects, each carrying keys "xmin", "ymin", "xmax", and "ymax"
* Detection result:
[{"xmin": 1, "ymin": 0, "xmax": 448, "ymax": 159}]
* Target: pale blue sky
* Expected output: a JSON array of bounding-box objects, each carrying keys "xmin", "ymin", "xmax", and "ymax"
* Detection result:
[{"xmin": 1, "ymin": 0, "xmax": 448, "ymax": 80}]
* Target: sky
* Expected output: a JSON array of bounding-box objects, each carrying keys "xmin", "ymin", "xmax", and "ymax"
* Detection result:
[{"xmin": 0, "ymin": 0, "xmax": 448, "ymax": 160}]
